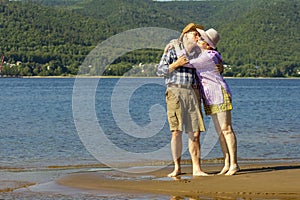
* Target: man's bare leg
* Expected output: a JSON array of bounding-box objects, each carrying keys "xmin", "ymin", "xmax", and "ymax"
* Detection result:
[
  {"xmin": 168, "ymin": 131, "xmax": 183, "ymax": 177},
  {"xmin": 188, "ymin": 132, "xmax": 209, "ymax": 176}
]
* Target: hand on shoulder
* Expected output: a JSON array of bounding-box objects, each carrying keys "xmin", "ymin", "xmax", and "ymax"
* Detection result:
[{"xmin": 164, "ymin": 39, "xmax": 181, "ymax": 54}]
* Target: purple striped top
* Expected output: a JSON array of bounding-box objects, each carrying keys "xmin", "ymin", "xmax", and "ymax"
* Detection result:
[{"xmin": 189, "ymin": 50, "xmax": 232, "ymax": 105}]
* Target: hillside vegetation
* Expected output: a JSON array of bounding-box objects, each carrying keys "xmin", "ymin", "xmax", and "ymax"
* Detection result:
[{"xmin": 0, "ymin": 0, "xmax": 299, "ymax": 77}]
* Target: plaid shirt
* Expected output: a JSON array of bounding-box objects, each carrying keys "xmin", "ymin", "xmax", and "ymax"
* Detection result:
[{"xmin": 157, "ymin": 48, "xmax": 198, "ymax": 85}]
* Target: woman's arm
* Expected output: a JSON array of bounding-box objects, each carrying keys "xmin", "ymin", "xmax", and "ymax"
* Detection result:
[{"xmin": 189, "ymin": 51, "xmax": 223, "ymax": 74}]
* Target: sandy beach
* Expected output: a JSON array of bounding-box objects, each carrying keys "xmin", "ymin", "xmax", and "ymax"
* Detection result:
[
  {"xmin": 1, "ymin": 162, "xmax": 300, "ymax": 199},
  {"xmin": 54, "ymin": 162, "xmax": 300, "ymax": 199}
]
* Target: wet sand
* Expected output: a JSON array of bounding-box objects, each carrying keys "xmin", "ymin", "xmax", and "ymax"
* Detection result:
[
  {"xmin": 1, "ymin": 162, "xmax": 300, "ymax": 199},
  {"xmin": 56, "ymin": 162, "xmax": 300, "ymax": 199}
]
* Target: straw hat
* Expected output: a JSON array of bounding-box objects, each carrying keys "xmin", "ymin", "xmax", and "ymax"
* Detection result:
[
  {"xmin": 196, "ymin": 28, "xmax": 220, "ymax": 49},
  {"xmin": 179, "ymin": 23, "xmax": 204, "ymax": 41}
]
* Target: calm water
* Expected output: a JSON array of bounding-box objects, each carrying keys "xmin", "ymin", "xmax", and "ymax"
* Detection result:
[{"xmin": 0, "ymin": 77, "xmax": 299, "ymax": 170}]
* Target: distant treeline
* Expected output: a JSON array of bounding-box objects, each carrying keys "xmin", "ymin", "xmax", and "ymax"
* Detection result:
[{"xmin": 0, "ymin": 0, "xmax": 299, "ymax": 77}]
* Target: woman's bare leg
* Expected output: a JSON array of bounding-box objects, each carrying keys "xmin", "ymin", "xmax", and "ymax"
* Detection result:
[
  {"xmin": 212, "ymin": 111, "xmax": 239, "ymax": 175},
  {"xmin": 212, "ymin": 114, "xmax": 230, "ymax": 174}
]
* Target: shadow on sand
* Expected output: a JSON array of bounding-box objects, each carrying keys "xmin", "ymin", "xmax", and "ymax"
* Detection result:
[{"xmin": 236, "ymin": 164, "xmax": 300, "ymax": 175}]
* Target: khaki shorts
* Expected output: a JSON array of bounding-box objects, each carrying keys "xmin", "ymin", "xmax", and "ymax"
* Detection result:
[{"xmin": 166, "ymin": 87, "xmax": 205, "ymax": 133}]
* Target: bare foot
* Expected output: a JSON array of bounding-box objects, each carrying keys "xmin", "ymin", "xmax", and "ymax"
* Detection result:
[
  {"xmin": 168, "ymin": 170, "xmax": 181, "ymax": 177},
  {"xmin": 225, "ymin": 164, "xmax": 240, "ymax": 176},
  {"xmin": 193, "ymin": 171, "xmax": 210, "ymax": 176},
  {"xmin": 217, "ymin": 165, "xmax": 230, "ymax": 175}
]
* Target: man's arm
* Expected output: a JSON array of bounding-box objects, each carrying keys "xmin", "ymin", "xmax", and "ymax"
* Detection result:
[
  {"xmin": 216, "ymin": 63, "xmax": 224, "ymax": 74},
  {"xmin": 157, "ymin": 43, "xmax": 188, "ymax": 76},
  {"xmin": 169, "ymin": 55, "xmax": 188, "ymax": 72}
]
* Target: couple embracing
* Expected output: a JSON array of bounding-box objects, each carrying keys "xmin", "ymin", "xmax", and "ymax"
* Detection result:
[{"xmin": 157, "ymin": 23, "xmax": 239, "ymax": 177}]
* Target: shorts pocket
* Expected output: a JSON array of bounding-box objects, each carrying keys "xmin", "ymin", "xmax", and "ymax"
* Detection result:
[
  {"xmin": 166, "ymin": 89, "xmax": 179, "ymax": 110},
  {"xmin": 167, "ymin": 111, "xmax": 179, "ymax": 129}
]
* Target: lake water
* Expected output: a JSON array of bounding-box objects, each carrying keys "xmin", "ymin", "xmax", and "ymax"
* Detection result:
[
  {"xmin": 0, "ymin": 77, "xmax": 299, "ymax": 198},
  {"xmin": 0, "ymin": 77, "xmax": 299, "ymax": 168}
]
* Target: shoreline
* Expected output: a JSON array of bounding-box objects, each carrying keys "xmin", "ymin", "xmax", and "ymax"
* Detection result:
[
  {"xmin": 1, "ymin": 161, "xmax": 299, "ymax": 199},
  {"xmin": 4, "ymin": 75, "xmax": 300, "ymax": 79}
]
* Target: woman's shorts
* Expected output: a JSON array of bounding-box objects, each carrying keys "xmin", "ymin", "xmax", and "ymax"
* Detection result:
[
  {"xmin": 204, "ymin": 87, "xmax": 232, "ymax": 115},
  {"xmin": 166, "ymin": 87, "xmax": 205, "ymax": 133}
]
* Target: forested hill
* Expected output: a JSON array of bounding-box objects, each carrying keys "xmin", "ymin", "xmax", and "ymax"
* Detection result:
[{"xmin": 0, "ymin": 0, "xmax": 299, "ymax": 77}]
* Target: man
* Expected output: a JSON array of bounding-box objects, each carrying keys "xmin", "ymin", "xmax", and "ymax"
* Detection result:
[{"xmin": 157, "ymin": 23, "xmax": 208, "ymax": 177}]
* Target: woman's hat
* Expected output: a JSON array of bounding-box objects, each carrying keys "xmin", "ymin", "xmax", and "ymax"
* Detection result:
[
  {"xmin": 196, "ymin": 28, "xmax": 220, "ymax": 49},
  {"xmin": 179, "ymin": 23, "xmax": 204, "ymax": 41}
]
